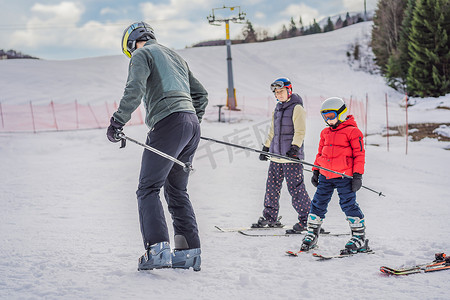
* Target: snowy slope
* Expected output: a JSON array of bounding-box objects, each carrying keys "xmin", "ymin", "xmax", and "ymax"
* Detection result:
[{"xmin": 1, "ymin": 22, "xmax": 449, "ymax": 299}]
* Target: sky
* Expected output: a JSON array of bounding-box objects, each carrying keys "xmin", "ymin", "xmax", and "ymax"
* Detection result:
[{"xmin": 0, "ymin": 0, "xmax": 378, "ymax": 60}]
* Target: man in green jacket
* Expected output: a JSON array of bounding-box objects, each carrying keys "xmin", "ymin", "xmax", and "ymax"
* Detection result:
[{"xmin": 107, "ymin": 22, "xmax": 208, "ymax": 271}]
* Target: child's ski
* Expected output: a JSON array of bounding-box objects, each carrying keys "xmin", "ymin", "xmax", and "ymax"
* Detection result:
[
  {"xmin": 240, "ymin": 230, "xmax": 348, "ymax": 237},
  {"xmin": 286, "ymin": 246, "xmax": 318, "ymax": 257},
  {"xmin": 214, "ymin": 225, "xmax": 285, "ymax": 232},
  {"xmin": 380, "ymin": 253, "xmax": 449, "ymax": 275},
  {"xmin": 312, "ymin": 249, "xmax": 374, "ymax": 260}
]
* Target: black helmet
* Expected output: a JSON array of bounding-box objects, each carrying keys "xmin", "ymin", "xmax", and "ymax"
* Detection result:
[{"xmin": 121, "ymin": 22, "xmax": 155, "ymax": 58}]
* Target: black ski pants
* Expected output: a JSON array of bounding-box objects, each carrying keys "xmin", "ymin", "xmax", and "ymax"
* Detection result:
[{"xmin": 136, "ymin": 112, "xmax": 201, "ymax": 250}]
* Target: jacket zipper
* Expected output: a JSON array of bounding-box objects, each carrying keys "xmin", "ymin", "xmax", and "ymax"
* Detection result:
[{"xmin": 359, "ymin": 137, "xmax": 363, "ymax": 151}]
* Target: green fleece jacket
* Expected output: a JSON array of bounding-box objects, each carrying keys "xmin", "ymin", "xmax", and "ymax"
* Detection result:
[{"xmin": 113, "ymin": 40, "xmax": 208, "ymax": 129}]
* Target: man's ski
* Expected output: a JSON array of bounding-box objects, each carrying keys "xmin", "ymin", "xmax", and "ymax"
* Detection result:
[
  {"xmin": 380, "ymin": 253, "xmax": 449, "ymax": 275},
  {"xmin": 312, "ymin": 249, "xmax": 374, "ymax": 260}
]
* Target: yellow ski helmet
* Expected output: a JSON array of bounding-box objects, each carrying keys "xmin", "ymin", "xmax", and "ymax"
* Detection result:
[{"xmin": 121, "ymin": 22, "xmax": 155, "ymax": 58}]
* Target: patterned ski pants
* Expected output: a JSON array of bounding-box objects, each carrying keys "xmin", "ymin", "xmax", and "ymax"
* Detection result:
[{"xmin": 263, "ymin": 161, "xmax": 311, "ymax": 226}]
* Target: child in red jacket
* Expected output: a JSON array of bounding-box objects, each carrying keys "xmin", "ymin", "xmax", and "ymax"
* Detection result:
[{"xmin": 300, "ymin": 97, "xmax": 369, "ymax": 255}]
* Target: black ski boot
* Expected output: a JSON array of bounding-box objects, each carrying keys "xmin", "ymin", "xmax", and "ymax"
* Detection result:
[
  {"xmin": 300, "ymin": 214, "xmax": 323, "ymax": 251},
  {"xmin": 251, "ymin": 216, "xmax": 283, "ymax": 228}
]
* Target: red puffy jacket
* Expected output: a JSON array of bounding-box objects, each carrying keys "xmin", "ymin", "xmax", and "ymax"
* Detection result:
[{"xmin": 313, "ymin": 115, "xmax": 365, "ymax": 179}]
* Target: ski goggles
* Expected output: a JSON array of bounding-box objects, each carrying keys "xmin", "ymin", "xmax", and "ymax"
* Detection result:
[
  {"xmin": 321, "ymin": 110, "xmax": 338, "ymax": 121},
  {"xmin": 270, "ymin": 80, "xmax": 289, "ymax": 92}
]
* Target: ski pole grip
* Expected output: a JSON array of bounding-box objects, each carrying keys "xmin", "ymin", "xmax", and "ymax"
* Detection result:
[
  {"xmin": 183, "ymin": 162, "xmax": 194, "ymax": 173},
  {"xmin": 115, "ymin": 131, "xmax": 126, "ymax": 148}
]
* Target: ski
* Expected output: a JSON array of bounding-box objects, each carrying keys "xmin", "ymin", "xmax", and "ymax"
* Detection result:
[
  {"xmin": 239, "ymin": 230, "xmax": 348, "ymax": 237},
  {"xmin": 214, "ymin": 225, "xmax": 285, "ymax": 232},
  {"xmin": 312, "ymin": 249, "xmax": 374, "ymax": 260},
  {"xmin": 380, "ymin": 253, "xmax": 449, "ymax": 276},
  {"xmin": 286, "ymin": 245, "xmax": 318, "ymax": 257},
  {"xmin": 286, "ymin": 250, "xmax": 308, "ymax": 257},
  {"xmin": 215, "ymin": 216, "xmax": 285, "ymax": 232}
]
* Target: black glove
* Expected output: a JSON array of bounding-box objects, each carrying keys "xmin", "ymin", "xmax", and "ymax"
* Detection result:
[
  {"xmin": 352, "ymin": 173, "xmax": 363, "ymax": 192},
  {"xmin": 107, "ymin": 117, "xmax": 124, "ymax": 143},
  {"xmin": 259, "ymin": 146, "xmax": 270, "ymax": 161},
  {"xmin": 286, "ymin": 145, "xmax": 300, "ymax": 159},
  {"xmin": 311, "ymin": 170, "xmax": 320, "ymax": 187}
]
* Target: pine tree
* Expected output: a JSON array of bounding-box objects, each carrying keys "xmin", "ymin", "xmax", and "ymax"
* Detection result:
[
  {"xmin": 298, "ymin": 16, "xmax": 304, "ymax": 35},
  {"xmin": 311, "ymin": 19, "xmax": 322, "ymax": 34},
  {"xmin": 242, "ymin": 20, "xmax": 257, "ymax": 43},
  {"xmin": 407, "ymin": 0, "xmax": 450, "ymax": 97},
  {"xmin": 289, "ymin": 17, "xmax": 297, "ymax": 37},
  {"xmin": 386, "ymin": 0, "xmax": 416, "ymax": 90},
  {"xmin": 324, "ymin": 17, "xmax": 335, "ymax": 32},
  {"xmin": 372, "ymin": 0, "xmax": 407, "ymax": 73}
]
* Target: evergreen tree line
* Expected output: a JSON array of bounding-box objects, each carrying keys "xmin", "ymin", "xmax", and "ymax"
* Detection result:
[
  {"xmin": 0, "ymin": 49, "xmax": 39, "ymax": 60},
  {"xmin": 372, "ymin": 0, "xmax": 450, "ymax": 98},
  {"xmin": 241, "ymin": 12, "xmax": 366, "ymax": 43}
]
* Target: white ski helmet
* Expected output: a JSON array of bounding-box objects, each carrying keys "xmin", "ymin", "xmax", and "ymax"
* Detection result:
[
  {"xmin": 320, "ymin": 97, "xmax": 348, "ymax": 123},
  {"xmin": 121, "ymin": 22, "xmax": 155, "ymax": 58}
]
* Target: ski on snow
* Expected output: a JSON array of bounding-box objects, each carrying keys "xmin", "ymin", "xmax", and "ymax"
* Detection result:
[
  {"xmin": 239, "ymin": 229, "xmax": 348, "ymax": 237},
  {"xmin": 288, "ymin": 239, "xmax": 373, "ymax": 258},
  {"xmin": 380, "ymin": 253, "xmax": 450, "ymax": 276},
  {"xmin": 214, "ymin": 225, "xmax": 285, "ymax": 232},
  {"xmin": 286, "ymin": 247, "xmax": 316, "ymax": 257},
  {"xmin": 312, "ymin": 249, "xmax": 375, "ymax": 260}
]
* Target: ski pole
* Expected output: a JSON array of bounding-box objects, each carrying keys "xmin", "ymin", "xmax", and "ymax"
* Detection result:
[
  {"xmin": 116, "ymin": 131, "xmax": 194, "ymax": 173},
  {"xmin": 200, "ymin": 136, "xmax": 385, "ymax": 197}
]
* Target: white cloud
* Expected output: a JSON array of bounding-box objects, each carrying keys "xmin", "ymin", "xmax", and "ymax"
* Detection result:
[
  {"xmin": 11, "ymin": 2, "xmax": 85, "ymax": 48},
  {"xmin": 139, "ymin": 0, "xmax": 231, "ymax": 48},
  {"xmin": 254, "ymin": 11, "xmax": 266, "ymax": 20},
  {"xmin": 100, "ymin": 7, "xmax": 120, "ymax": 16},
  {"xmin": 140, "ymin": 0, "xmax": 212, "ymax": 20},
  {"xmin": 342, "ymin": 0, "xmax": 377, "ymax": 12},
  {"xmin": 280, "ymin": 4, "xmax": 320, "ymax": 25}
]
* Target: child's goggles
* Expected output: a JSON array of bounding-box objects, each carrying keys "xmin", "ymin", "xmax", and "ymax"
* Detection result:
[
  {"xmin": 321, "ymin": 110, "xmax": 338, "ymax": 121},
  {"xmin": 270, "ymin": 81, "xmax": 286, "ymax": 92}
]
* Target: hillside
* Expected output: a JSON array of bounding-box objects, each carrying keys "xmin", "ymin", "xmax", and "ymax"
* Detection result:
[{"xmin": 0, "ymin": 21, "xmax": 449, "ymax": 299}]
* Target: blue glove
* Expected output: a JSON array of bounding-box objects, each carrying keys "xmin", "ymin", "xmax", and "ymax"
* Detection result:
[{"xmin": 107, "ymin": 117, "xmax": 124, "ymax": 143}]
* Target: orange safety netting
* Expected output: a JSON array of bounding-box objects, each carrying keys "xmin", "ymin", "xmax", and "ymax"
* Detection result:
[
  {"xmin": 0, "ymin": 101, "xmax": 144, "ymax": 133},
  {"xmin": 0, "ymin": 96, "xmax": 366, "ymax": 133}
]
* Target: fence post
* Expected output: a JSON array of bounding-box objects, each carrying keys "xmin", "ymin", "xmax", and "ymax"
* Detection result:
[
  {"xmin": 88, "ymin": 103, "xmax": 101, "ymax": 128},
  {"xmin": 365, "ymin": 93, "xmax": 368, "ymax": 142},
  {"xmin": 75, "ymin": 100, "xmax": 79, "ymax": 130},
  {"xmin": 385, "ymin": 93, "xmax": 389, "ymax": 152},
  {"xmin": 105, "ymin": 101, "xmax": 110, "ymax": 117},
  {"xmin": 30, "ymin": 101, "xmax": 36, "ymax": 133},
  {"xmin": 405, "ymin": 93, "xmax": 409, "ymax": 155},
  {"xmin": 0, "ymin": 102, "xmax": 4, "ymax": 129},
  {"xmin": 50, "ymin": 100, "xmax": 58, "ymax": 131}
]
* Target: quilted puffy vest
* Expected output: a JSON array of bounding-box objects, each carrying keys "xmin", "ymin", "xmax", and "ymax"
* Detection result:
[{"xmin": 269, "ymin": 93, "xmax": 304, "ymax": 159}]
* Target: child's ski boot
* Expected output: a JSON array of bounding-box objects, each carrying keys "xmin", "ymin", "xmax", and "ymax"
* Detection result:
[
  {"xmin": 340, "ymin": 216, "xmax": 369, "ymax": 255},
  {"xmin": 300, "ymin": 214, "xmax": 323, "ymax": 251}
]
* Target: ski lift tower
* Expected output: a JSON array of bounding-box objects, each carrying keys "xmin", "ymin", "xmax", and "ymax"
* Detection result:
[{"xmin": 207, "ymin": 5, "xmax": 246, "ymax": 111}]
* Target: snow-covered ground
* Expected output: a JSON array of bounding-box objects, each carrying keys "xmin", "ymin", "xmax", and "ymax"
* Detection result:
[{"xmin": 1, "ymin": 22, "xmax": 449, "ymax": 299}]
